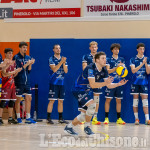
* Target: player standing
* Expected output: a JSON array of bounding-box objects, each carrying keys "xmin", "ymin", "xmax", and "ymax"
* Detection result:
[
  {"xmin": 47, "ymin": 44, "xmax": 68, "ymax": 124},
  {"xmin": 130, "ymin": 43, "xmax": 150, "ymax": 125},
  {"xmin": 104, "ymin": 43, "xmax": 126, "ymax": 125},
  {"xmin": 82, "ymin": 41, "xmax": 101, "ymax": 125},
  {"xmin": 0, "ymin": 48, "xmax": 22, "ymax": 125},
  {"xmin": 13, "ymin": 42, "xmax": 36, "ymax": 124},
  {"xmin": 64, "ymin": 52, "xmax": 128, "ymax": 135}
]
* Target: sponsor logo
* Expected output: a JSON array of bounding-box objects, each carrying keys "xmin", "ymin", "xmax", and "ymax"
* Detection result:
[{"xmin": 110, "ymin": 0, "xmax": 129, "ymax": 3}]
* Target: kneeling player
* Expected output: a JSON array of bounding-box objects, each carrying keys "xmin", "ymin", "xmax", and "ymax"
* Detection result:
[
  {"xmin": 64, "ymin": 52, "xmax": 128, "ymax": 135},
  {"xmin": 0, "ymin": 48, "xmax": 22, "ymax": 125}
]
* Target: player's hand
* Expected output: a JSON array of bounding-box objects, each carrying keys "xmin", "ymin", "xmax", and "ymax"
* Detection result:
[
  {"xmin": 105, "ymin": 76, "xmax": 114, "ymax": 85},
  {"xmin": 143, "ymin": 57, "xmax": 147, "ymax": 64},
  {"xmin": 118, "ymin": 79, "xmax": 128, "ymax": 86},
  {"xmin": 30, "ymin": 58, "xmax": 35, "ymax": 65},
  {"xmin": 117, "ymin": 63, "xmax": 124, "ymax": 67},
  {"xmin": 61, "ymin": 56, "xmax": 67, "ymax": 63}
]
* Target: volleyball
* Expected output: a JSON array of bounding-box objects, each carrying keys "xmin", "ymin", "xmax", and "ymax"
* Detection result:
[{"xmin": 116, "ymin": 65, "xmax": 128, "ymax": 78}]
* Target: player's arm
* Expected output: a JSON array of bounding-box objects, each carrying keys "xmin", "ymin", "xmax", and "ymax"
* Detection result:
[
  {"xmin": 82, "ymin": 62, "xmax": 87, "ymax": 70},
  {"xmin": 144, "ymin": 57, "xmax": 150, "ymax": 74},
  {"xmin": 105, "ymin": 78, "xmax": 128, "ymax": 89},
  {"xmin": 28, "ymin": 58, "xmax": 35, "ymax": 71},
  {"xmin": 106, "ymin": 63, "xmax": 125, "ymax": 74},
  {"xmin": 88, "ymin": 76, "xmax": 114, "ymax": 89},
  {"xmin": 2, "ymin": 68, "xmax": 22, "ymax": 77},
  {"xmin": 130, "ymin": 58, "xmax": 146, "ymax": 74},
  {"xmin": 50, "ymin": 57, "xmax": 65, "ymax": 73}
]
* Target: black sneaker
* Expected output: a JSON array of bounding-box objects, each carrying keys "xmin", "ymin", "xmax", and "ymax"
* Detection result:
[
  {"xmin": 47, "ymin": 119, "xmax": 54, "ymax": 124},
  {"xmin": 8, "ymin": 118, "xmax": 18, "ymax": 124},
  {"xmin": 58, "ymin": 119, "xmax": 69, "ymax": 124},
  {"xmin": 0, "ymin": 119, "xmax": 4, "ymax": 125}
]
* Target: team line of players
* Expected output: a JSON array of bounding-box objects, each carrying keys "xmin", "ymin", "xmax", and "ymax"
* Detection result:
[{"xmin": 0, "ymin": 42, "xmax": 150, "ymax": 134}]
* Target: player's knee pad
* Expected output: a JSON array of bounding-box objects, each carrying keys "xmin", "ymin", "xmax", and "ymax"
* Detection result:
[
  {"xmin": 142, "ymin": 99, "xmax": 148, "ymax": 107},
  {"xmin": 8, "ymin": 100, "xmax": 15, "ymax": 108},
  {"xmin": 133, "ymin": 99, "xmax": 139, "ymax": 107},
  {"xmin": 77, "ymin": 112, "xmax": 85, "ymax": 122},
  {"xmin": 0, "ymin": 101, "xmax": 6, "ymax": 108},
  {"xmin": 86, "ymin": 103, "xmax": 96, "ymax": 116},
  {"xmin": 94, "ymin": 95, "xmax": 99, "ymax": 104}
]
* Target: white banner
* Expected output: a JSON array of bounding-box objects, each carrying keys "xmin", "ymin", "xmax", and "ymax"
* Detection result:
[
  {"xmin": 0, "ymin": 0, "xmax": 81, "ymax": 18},
  {"xmin": 84, "ymin": 0, "xmax": 150, "ymax": 20}
]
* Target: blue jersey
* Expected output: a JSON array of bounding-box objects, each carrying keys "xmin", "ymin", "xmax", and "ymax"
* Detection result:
[
  {"xmin": 49, "ymin": 56, "xmax": 68, "ymax": 85},
  {"xmin": 0, "ymin": 54, "xmax": 2, "ymax": 63},
  {"xmin": 130, "ymin": 55, "xmax": 150, "ymax": 85},
  {"xmin": 13, "ymin": 53, "xmax": 31, "ymax": 85},
  {"xmin": 106, "ymin": 56, "xmax": 125, "ymax": 83},
  {"xmin": 73, "ymin": 63, "xmax": 108, "ymax": 91},
  {"xmin": 82, "ymin": 53, "xmax": 94, "ymax": 65}
]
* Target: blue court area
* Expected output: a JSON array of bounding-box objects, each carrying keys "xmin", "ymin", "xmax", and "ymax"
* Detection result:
[{"xmin": 30, "ymin": 39, "xmax": 150, "ymax": 124}]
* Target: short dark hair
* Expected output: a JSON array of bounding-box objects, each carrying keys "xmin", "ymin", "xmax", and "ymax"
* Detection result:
[
  {"xmin": 136, "ymin": 43, "xmax": 145, "ymax": 49},
  {"xmin": 4, "ymin": 48, "xmax": 13, "ymax": 53},
  {"xmin": 95, "ymin": 51, "xmax": 106, "ymax": 61},
  {"xmin": 110, "ymin": 43, "xmax": 121, "ymax": 51},
  {"xmin": 19, "ymin": 42, "xmax": 28, "ymax": 48},
  {"xmin": 53, "ymin": 44, "xmax": 60, "ymax": 49}
]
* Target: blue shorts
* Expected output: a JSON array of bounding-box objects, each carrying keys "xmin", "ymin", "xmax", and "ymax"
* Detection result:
[
  {"xmin": 48, "ymin": 84, "xmax": 65, "ymax": 100},
  {"xmin": 92, "ymin": 88, "xmax": 102, "ymax": 94},
  {"xmin": 15, "ymin": 84, "xmax": 31, "ymax": 97},
  {"xmin": 131, "ymin": 84, "xmax": 148, "ymax": 95},
  {"xmin": 105, "ymin": 86, "xmax": 123, "ymax": 99},
  {"xmin": 72, "ymin": 89, "xmax": 93, "ymax": 111}
]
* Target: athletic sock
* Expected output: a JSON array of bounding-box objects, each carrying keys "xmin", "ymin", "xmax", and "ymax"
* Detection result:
[
  {"xmin": 134, "ymin": 113, "xmax": 139, "ymax": 120},
  {"xmin": 47, "ymin": 113, "xmax": 51, "ymax": 119},
  {"xmin": 26, "ymin": 113, "xmax": 31, "ymax": 119},
  {"xmin": 16, "ymin": 113, "xmax": 20, "ymax": 119},
  {"xmin": 105, "ymin": 112, "xmax": 109, "ymax": 118},
  {"xmin": 145, "ymin": 114, "xmax": 149, "ymax": 121},
  {"xmin": 59, "ymin": 112, "xmax": 63, "ymax": 120},
  {"xmin": 93, "ymin": 112, "xmax": 98, "ymax": 118},
  {"xmin": 117, "ymin": 112, "xmax": 121, "ymax": 119}
]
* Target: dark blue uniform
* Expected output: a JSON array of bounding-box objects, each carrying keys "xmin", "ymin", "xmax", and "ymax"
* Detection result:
[
  {"xmin": 130, "ymin": 55, "xmax": 150, "ymax": 95},
  {"xmin": 105, "ymin": 56, "xmax": 125, "ymax": 99},
  {"xmin": 13, "ymin": 53, "xmax": 31, "ymax": 96},
  {"xmin": 0, "ymin": 54, "xmax": 2, "ymax": 97},
  {"xmin": 48, "ymin": 56, "xmax": 68, "ymax": 100},
  {"xmin": 82, "ymin": 53, "xmax": 102, "ymax": 94},
  {"xmin": 72, "ymin": 63, "xmax": 108, "ymax": 111}
]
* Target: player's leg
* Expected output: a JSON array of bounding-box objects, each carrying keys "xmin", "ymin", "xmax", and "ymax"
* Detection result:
[
  {"xmin": 65, "ymin": 90, "xmax": 95, "ymax": 135},
  {"xmin": 8, "ymin": 100, "xmax": 17, "ymax": 124},
  {"xmin": 58, "ymin": 85, "xmax": 68, "ymax": 124},
  {"xmin": 140, "ymin": 85, "xmax": 150, "ymax": 125},
  {"xmin": 24, "ymin": 84, "xmax": 36, "ymax": 124},
  {"xmin": 131, "ymin": 84, "xmax": 140, "ymax": 125},
  {"xmin": 104, "ymin": 98, "xmax": 112, "ymax": 124},
  {"xmin": 92, "ymin": 92, "xmax": 101, "ymax": 125},
  {"xmin": 47, "ymin": 84, "xmax": 57, "ymax": 124},
  {"xmin": 84, "ymin": 100, "xmax": 96, "ymax": 135},
  {"xmin": 0, "ymin": 100, "xmax": 5, "ymax": 125},
  {"xmin": 116, "ymin": 86, "xmax": 125, "ymax": 125},
  {"xmin": 15, "ymin": 85, "xmax": 24, "ymax": 124},
  {"xmin": 104, "ymin": 87, "xmax": 114, "ymax": 124}
]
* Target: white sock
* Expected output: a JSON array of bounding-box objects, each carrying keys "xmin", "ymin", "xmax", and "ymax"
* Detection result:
[
  {"xmin": 67, "ymin": 122, "xmax": 74, "ymax": 128},
  {"xmin": 94, "ymin": 112, "xmax": 98, "ymax": 118},
  {"xmin": 134, "ymin": 113, "xmax": 138, "ymax": 119},
  {"xmin": 84, "ymin": 122, "xmax": 90, "ymax": 128},
  {"xmin": 145, "ymin": 114, "xmax": 149, "ymax": 121},
  {"xmin": 16, "ymin": 113, "xmax": 20, "ymax": 119},
  {"xmin": 26, "ymin": 113, "xmax": 31, "ymax": 119}
]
